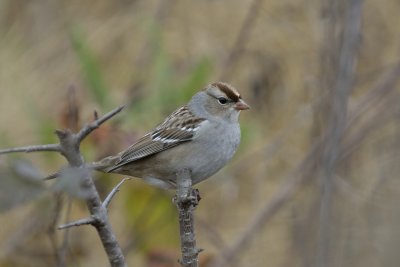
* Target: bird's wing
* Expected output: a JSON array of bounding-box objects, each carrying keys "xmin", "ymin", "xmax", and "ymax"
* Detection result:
[{"xmin": 107, "ymin": 106, "xmax": 205, "ymax": 172}]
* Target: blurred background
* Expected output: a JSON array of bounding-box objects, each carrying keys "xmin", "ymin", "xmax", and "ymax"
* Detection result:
[{"xmin": 1, "ymin": 0, "xmax": 400, "ymax": 266}]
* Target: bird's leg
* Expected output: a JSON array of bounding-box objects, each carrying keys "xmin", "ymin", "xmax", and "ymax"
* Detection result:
[{"xmin": 174, "ymin": 169, "xmax": 199, "ymax": 205}]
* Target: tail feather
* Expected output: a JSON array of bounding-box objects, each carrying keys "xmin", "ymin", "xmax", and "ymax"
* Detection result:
[{"xmin": 43, "ymin": 155, "xmax": 119, "ymax": 180}]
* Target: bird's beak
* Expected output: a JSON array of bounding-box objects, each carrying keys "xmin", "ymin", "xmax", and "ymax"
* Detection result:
[{"xmin": 235, "ymin": 99, "xmax": 250, "ymax": 110}]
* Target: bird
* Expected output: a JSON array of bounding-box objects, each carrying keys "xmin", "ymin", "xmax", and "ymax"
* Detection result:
[{"xmin": 91, "ymin": 82, "xmax": 249, "ymax": 189}]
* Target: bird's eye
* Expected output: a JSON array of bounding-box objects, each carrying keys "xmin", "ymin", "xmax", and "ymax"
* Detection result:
[{"xmin": 218, "ymin": 97, "xmax": 228, "ymax": 105}]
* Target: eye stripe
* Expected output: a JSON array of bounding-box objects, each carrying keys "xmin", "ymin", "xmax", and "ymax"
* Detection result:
[{"xmin": 211, "ymin": 82, "xmax": 240, "ymax": 102}]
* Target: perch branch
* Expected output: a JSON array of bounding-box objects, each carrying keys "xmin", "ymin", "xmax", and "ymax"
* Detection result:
[
  {"xmin": 174, "ymin": 169, "xmax": 201, "ymax": 267},
  {"xmin": 0, "ymin": 144, "xmax": 60, "ymax": 155}
]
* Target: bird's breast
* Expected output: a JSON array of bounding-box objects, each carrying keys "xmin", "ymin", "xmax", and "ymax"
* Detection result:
[{"xmin": 185, "ymin": 121, "xmax": 241, "ymax": 183}]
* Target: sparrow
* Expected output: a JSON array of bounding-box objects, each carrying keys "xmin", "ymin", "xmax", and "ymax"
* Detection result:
[{"xmin": 92, "ymin": 82, "xmax": 249, "ymax": 189}]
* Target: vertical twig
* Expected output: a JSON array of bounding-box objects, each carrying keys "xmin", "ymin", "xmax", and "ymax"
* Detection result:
[
  {"xmin": 316, "ymin": 1, "xmax": 364, "ymax": 267},
  {"xmin": 174, "ymin": 169, "xmax": 201, "ymax": 267}
]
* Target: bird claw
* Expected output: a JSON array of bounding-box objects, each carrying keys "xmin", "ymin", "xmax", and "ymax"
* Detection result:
[
  {"xmin": 190, "ymin": 188, "xmax": 201, "ymax": 203},
  {"xmin": 182, "ymin": 188, "xmax": 201, "ymax": 206},
  {"xmin": 173, "ymin": 188, "xmax": 201, "ymax": 207}
]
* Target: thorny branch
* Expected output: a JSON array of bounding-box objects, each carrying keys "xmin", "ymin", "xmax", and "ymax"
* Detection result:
[{"xmin": 0, "ymin": 105, "xmax": 127, "ymax": 267}]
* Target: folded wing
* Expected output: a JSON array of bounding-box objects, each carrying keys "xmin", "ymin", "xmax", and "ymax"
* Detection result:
[{"xmin": 107, "ymin": 106, "xmax": 205, "ymax": 172}]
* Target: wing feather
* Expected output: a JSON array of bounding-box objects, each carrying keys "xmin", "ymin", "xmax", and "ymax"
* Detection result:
[{"xmin": 107, "ymin": 106, "xmax": 205, "ymax": 172}]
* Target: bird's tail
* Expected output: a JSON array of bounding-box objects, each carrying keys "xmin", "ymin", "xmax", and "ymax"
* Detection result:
[{"xmin": 43, "ymin": 155, "xmax": 119, "ymax": 180}]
